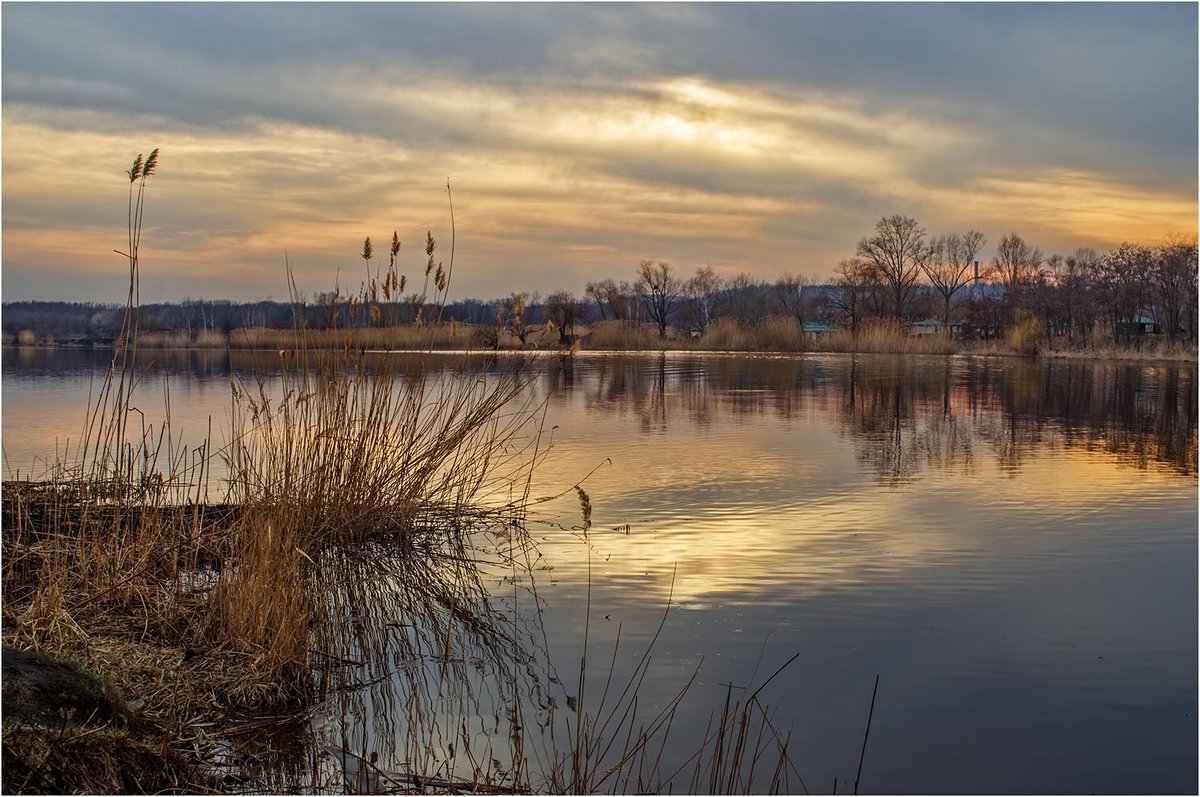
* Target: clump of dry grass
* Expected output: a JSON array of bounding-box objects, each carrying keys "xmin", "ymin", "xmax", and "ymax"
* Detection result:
[
  {"xmin": 1043, "ymin": 338, "xmax": 1198, "ymax": 362},
  {"xmin": 583, "ymin": 320, "xmax": 676, "ymax": 350},
  {"xmin": 228, "ymin": 323, "xmax": 468, "ymax": 351},
  {"xmin": 1, "ymin": 155, "xmax": 549, "ymax": 787},
  {"xmin": 137, "ymin": 330, "xmax": 228, "ymax": 349},
  {"xmin": 210, "ymin": 337, "xmax": 543, "ymax": 687},
  {"xmin": 814, "ymin": 318, "xmax": 959, "ymax": 355},
  {"xmin": 699, "ymin": 317, "xmax": 749, "ymax": 350},
  {"xmin": 750, "ymin": 315, "xmax": 808, "ymax": 352},
  {"xmin": 699, "ymin": 315, "xmax": 808, "ymax": 352}
]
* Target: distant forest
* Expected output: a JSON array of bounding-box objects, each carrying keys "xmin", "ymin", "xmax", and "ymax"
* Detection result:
[{"xmin": 4, "ymin": 217, "xmax": 1196, "ymax": 347}]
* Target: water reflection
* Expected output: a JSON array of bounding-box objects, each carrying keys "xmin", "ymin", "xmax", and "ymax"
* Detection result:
[
  {"xmin": 555, "ymin": 353, "xmax": 1196, "ymax": 481},
  {"xmin": 3, "ymin": 348, "xmax": 1196, "ymax": 793},
  {"xmin": 10, "ymin": 347, "xmax": 1192, "ymax": 482}
]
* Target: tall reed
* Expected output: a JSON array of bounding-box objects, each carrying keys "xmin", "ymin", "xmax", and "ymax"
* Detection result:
[{"xmin": 2, "ymin": 154, "xmax": 549, "ymax": 776}]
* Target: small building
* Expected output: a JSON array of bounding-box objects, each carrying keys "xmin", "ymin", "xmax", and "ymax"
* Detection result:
[
  {"xmin": 906, "ymin": 318, "xmax": 965, "ymax": 337},
  {"xmin": 1116, "ymin": 314, "xmax": 1161, "ymax": 336},
  {"xmin": 802, "ymin": 320, "xmax": 838, "ymax": 337}
]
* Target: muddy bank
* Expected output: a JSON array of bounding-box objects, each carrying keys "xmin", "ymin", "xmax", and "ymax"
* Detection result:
[{"xmin": 2, "ymin": 647, "xmax": 211, "ymax": 794}]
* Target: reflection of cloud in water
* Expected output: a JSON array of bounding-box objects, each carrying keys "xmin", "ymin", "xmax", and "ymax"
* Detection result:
[{"xmin": 529, "ymin": 353, "xmax": 1196, "ymax": 606}]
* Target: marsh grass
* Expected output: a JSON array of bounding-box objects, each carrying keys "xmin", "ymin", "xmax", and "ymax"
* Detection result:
[
  {"xmin": 137, "ymin": 329, "xmax": 228, "ymax": 349},
  {"xmin": 2, "ymin": 154, "xmax": 821, "ymax": 795},
  {"xmin": 813, "ymin": 318, "xmax": 959, "ymax": 355},
  {"xmin": 1, "ymin": 155, "xmax": 556, "ymax": 790},
  {"xmin": 228, "ymin": 324, "xmax": 467, "ymax": 351},
  {"xmin": 699, "ymin": 316, "xmax": 809, "ymax": 352},
  {"xmin": 581, "ymin": 320, "xmax": 670, "ymax": 351},
  {"xmin": 1041, "ymin": 336, "xmax": 1198, "ymax": 362}
]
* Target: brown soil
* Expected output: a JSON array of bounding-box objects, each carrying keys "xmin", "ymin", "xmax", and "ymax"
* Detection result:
[{"xmin": 2, "ymin": 646, "xmax": 212, "ymax": 794}]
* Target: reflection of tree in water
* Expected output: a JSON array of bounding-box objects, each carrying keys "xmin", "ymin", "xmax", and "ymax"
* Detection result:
[
  {"xmin": 572, "ymin": 354, "xmax": 1196, "ymax": 481},
  {"xmin": 580, "ymin": 354, "xmax": 715, "ymax": 431},
  {"xmin": 541, "ymin": 354, "xmax": 578, "ymax": 397},
  {"xmin": 827, "ymin": 357, "xmax": 975, "ymax": 485}
]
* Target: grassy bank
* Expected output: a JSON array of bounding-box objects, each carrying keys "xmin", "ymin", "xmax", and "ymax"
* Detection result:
[
  {"xmin": 575, "ymin": 317, "xmax": 1196, "ymax": 362},
  {"xmin": 10, "ymin": 315, "xmax": 1196, "ymax": 363}
]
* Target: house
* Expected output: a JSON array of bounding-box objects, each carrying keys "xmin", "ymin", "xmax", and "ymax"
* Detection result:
[
  {"xmin": 802, "ymin": 320, "xmax": 838, "ymax": 337},
  {"xmin": 1116, "ymin": 314, "xmax": 1161, "ymax": 336},
  {"xmin": 906, "ymin": 318, "xmax": 965, "ymax": 337}
]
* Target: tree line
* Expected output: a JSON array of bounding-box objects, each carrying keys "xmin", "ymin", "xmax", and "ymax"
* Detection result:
[
  {"xmin": 4, "ymin": 216, "xmax": 1196, "ymax": 347},
  {"xmin": 582, "ymin": 216, "xmax": 1198, "ymax": 345}
]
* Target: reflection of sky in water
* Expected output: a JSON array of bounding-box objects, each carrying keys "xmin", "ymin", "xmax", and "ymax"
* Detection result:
[{"xmin": 2, "ymin": 348, "xmax": 1196, "ymax": 793}]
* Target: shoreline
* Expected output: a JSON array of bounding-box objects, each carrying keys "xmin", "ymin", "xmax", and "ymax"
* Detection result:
[{"xmin": 4, "ymin": 340, "xmax": 1196, "ymax": 365}]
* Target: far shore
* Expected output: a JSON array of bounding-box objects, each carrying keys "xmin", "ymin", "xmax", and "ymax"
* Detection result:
[{"xmin": 4, "ymin": 334, "xmax": 1196, "ymax": 365}]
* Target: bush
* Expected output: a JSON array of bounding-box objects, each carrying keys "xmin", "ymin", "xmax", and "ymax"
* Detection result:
[
  {"xmin": 751, "ymin": 315, "xmax": 807, "ymax": 352},
  {"xmin": 1006, "ymin": 309, "xmax": 1045, "ymax": 356},
  {"xmin": 700, "ymin": 317, "xmax": 749, "ymax": 351},
  {"xmin": 582, "ymin": 320, "xmax": 659, "ymax": 350}
]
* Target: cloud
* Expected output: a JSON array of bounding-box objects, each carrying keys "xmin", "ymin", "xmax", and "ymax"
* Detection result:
[{"xmin": 2, "ymin": 4, "xmax": 1195, "ymax": 301}]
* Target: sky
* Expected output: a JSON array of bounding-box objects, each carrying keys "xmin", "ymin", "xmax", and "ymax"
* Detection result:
[{"xmin": 2, "ymin": 2, "xmax": 1197, "ymax": 304}]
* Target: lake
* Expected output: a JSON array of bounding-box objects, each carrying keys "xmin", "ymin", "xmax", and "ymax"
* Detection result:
[{"xmin": 2, "ymin": 346, "xmax": 1196, "ymax": 794}]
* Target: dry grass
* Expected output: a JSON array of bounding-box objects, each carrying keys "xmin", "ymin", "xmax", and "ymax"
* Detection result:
[
  {"xmin": 137, "ymin": 330, "xmax": 228, "ymax": 348},
  {"xmin": 1043, "ymin": 337, "xmax": 1198, "ymax": 363},
  {"xmin": 699, "ymin": 317, "xmax": 749, "ymax": 351},
  {"xmin": 581, "ymin": 320, "xmax": 676, "ymax": 350},
  {"xmin": 699, "ymin": 315, "xmax": 808, "ymax": 352},
  {"xmin": 813, "ymin": 318, "xmax": 960, "ymax": 355},
  {"xmin": 229, "ymin": 323, "xmax": 469, "ymax": 351},
  {"xmin": 750, "ymin": 315, "xmax": 809, "ymax": 352},
  {"xmin": 2, "ymin": 155, "xmax": 553, "ymax": 789},
  {"xmin": 210, "ymin": 339, "xmax": 543, "ymax": 686},
  {"xmin": 2, "ymin": 723, "xmax": 209, "ymax": 794}
]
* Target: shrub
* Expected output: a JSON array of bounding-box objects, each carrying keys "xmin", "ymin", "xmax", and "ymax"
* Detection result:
[
  {"xmin": 1006, "ymin": 309, "xmax": 1045, "ymax": 356},
  {"xmin": 700, "ymin": 316, "xmax": 749, "ymax": 350},
  {"xmin": 751, "ymin": 315, "xmax": 807, "ymax": 352},
  {"xmin": 582, "ymin": 319, "xmax": 659, "ymax": 350}
]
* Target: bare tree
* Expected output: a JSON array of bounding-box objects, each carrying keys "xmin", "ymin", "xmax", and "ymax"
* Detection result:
[
  {"xmin": 585, "ymin": 278, "xmax": 637, "ymax": 320},
  {"xmin": 772, "ymin": 272, "xmax": 814, "ymax": 327},
  {"xmin": 1096, "ymin": 243, "xmax": 1151, "ymax": 344},
  {"xmin": 545, "ymin": 290, "xmax": 583, "ymax": 343},
  {"xmin": 828, "ymin": 258, "xmax": 873, "ymax": 335},
  {"xmin": 585, "ymin": 280, "xmax": 611, "ymax": 320},
  {"xmin": 992, "ymin": 232, "xmax": 1044, "ymax": 295},
  {"xmin": 922, "ymin": 230, "xmax": 986, "ymax": 335},
  {"xmin": 856, "ymin": 215, "xmax": 931, "ymax": 319},
  {"xmin": 682, "ymin": 265, "xmax": 723, "ymax": 334},
  {"xmin": 1060, "ymin": 248, "xmax": 1100, "ymax": 343},
  {"xmin": 635, "ymin": 260, "xmax": 680, "ymax": 337},
  {"xmin": 1151, "ymin": 234, "xmax": 1198, "ymax": 341}
]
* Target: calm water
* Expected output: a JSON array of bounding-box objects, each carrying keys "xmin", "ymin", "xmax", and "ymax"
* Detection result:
[{"xmin": 3, "ymin": 347, "xmax": 1197, "ymax": 794}]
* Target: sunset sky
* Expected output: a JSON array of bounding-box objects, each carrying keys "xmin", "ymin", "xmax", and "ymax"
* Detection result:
[{"xmin": 2, "ymin": 3, "xmax": 1196, "ymax": 304}]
